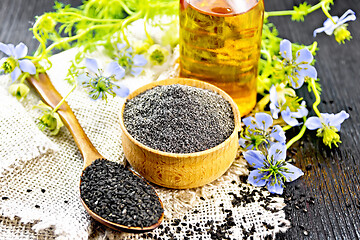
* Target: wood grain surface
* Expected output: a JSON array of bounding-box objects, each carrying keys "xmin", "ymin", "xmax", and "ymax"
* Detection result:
[{"xmin": 1, "ymin": 0, "xmax": 359, "ymax": 239}]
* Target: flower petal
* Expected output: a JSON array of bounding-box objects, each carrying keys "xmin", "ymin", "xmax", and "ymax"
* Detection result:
[
  {"xmin": 248, "ymin": 170, "xmax": 267, "ymax": 187},
  {"xmin": 338, "ymin": 9, "xmax": 356, "ymax": 24},
  {"xmin": 305, "ymin": 116, "xmax": 322, "ymax": 130},
  {"xmin": 117, "ymin": 43, "xmax": 127, "ymax": 51},
  {"xmin": 131, "ymin": 67, "xmax": 143, "ymax": 76},
  {"xmin": 104, "ymin": 61, "xmax": 125, "ymax": 79},
  {"xmin": 255, "ymin": 113, "xmax": 273, "ymax": 130},
  {"xmin": 291, "ymin": 101, "xmax": 308, "ymax": 118},
  {"xmin": 298, "ymin": 64, "xmax": 317, "ymax": 79},
  {"xmin": 270, "ymin": 103, "xmax": 280, "ymax": 119},
  {"xmin": 133, "ymin": 54, "xmax": 147, "ymax": 66},
  {"xmin": 295, "ymin": 49, "xmax": 313, "ymax": 64},
  {"xmin": 313, "ymin": 26, "xmax": 328, "ymax": 37},
  {"xmin": 0, "ymin": 42, "xmax": 12, "ymax": 56},
  {"xmin": 281, "ymin": 108, "xmax": 300, "ymax": 126},
  {"xmin": 270, "ymin": 125, "xmax": 286, "ymax": 144},
  {"xmin": 239, "ymin": 138, "xmax": 247, "ymax": 148},
  {"xmin": 291, "ymin": 74, "xmax": 305, "ymax": 89},
  {"xmin": 267, "ymin": 179, "xmax": 284, "ymax": 195},
  {"xmin": 280, "ymin": 39, "xmax": 292, "ymax": 60},
  {"xmin": 19, "ymin": 59, "xmax": 36, "ymax": 74},
  {"xmin": 7, "ymin": 44, "xmax": 16, "ymax": 56},
  {"xmin": 77, "ymin": 73, "xmax": 91, "ymax": 85},
  {"xmin": 10, "ymin": 67, "xmax": 21, "ymax": 82},
  {"xmin": 85, "ymin": 58, "xmax": 99, "ymax": 73},
  {"xmin": 328, "ymin": 110, "xmax": 350, "ymax": 131},
  {"xmin": 243, "ymin": 116, "xmax": 256, "ymax": 130},
  {"xmin": 269, "ymin": 85, "xmax": 278, "ymax": 105},
  {"xmin": 113, "ymin": 84, "xmax": 130, "ymax": 98},
  {"xmin": 243, "ymin": 150, "xmax": 265, "ymax": 169},
  {"xmin": 14, "ymin": 42, "xmax": 28, "ymax": 59},
  {"xmin": 268, "ymin": 143, "xmax": 287, "ymax": 163},
  {"xmin": 282, "ymin": 163, "xmax": 304, "ymax": 182}
]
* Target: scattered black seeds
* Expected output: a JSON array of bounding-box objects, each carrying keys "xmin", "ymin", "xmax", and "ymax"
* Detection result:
[
  {"xmin": 26, "ymin": 189, "xmax": 32, "ymax": 193},
  {"xmin": 35, "ymin": 205, "xmax": 40, "ymax": 208},
  {"xmin": 171, "ymin": 219, "xmax": 181, "ymax": 226},
  {"xmin": 2, "ymin": 197, "xmax": 9, "ymax": 200},
  {"xmin": 41, "ymin": 189, "xmax": 46, "ymax": 193},
  {"xmin": 200, "ymin": 197, "xmax": 205, "ymax": 201},
  {"xmin": 348, "ymin": 106, "xmax": 353, "ymax": 111},
  {"xmin": 80, "ymin": 159, "xmax": 163, "ymax": 228},
  {"xmin": 305, "ymin": 164, "xmax": 312, "ymax": 171},
  {"xmin": 64, "ymin": 200, "xmax": 69, "ymax": 204},
  {"xmin": 329, "ymin": 100, "xmax": 334, "ymax": 104},
  {"xmin": 123, "ymin": 84, "xmax": 235, "ymax": 154}
]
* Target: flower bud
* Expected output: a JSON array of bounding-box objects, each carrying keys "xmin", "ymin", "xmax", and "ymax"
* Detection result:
[
  {"xmin": 133, "ymin": 40, "xmax": 151, "ymax": 55},
  {"xmin": 334, "ymin": 24, "xmax": 352, "ymax": 44},
  {"xmin": 147, "ymin": 44, "xmax": 169, "ymax": 66},
  {"xmin": 316, "ymin": 125, "xmax": 341, "ymax": 148},
  {"xmin": 2, "ymin": 57, "xmax": 17, "ymax": 74},
  {"xmin": 9, "ymin": 83, "xmax": 30, "ymax": 100}
]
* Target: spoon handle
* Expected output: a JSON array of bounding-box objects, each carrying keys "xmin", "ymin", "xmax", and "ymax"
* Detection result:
[{"xmin": 27, "ymin": 73, "xmax": 103, "ymax": 168}]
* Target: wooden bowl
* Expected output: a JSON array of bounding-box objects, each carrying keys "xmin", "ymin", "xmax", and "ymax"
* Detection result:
[{"xmin": 119, "ymin": 78, "xmax": 241, "ymax": 189}]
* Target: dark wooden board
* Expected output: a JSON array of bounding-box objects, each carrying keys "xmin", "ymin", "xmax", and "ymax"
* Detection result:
[{"xmin": 1, "ymin": 0, "xmax": 359, "ymax": 239}]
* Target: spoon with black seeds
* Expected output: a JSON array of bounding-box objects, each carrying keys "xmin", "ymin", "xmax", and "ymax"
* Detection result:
[{"xmin": 27, "ymin": 73, "xmax": 164, "ymax": 232}]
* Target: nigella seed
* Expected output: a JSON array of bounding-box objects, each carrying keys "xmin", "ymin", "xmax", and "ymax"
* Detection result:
[
  {"xmin": 123, "ymin": 84, "xmax": 234, "ymax": 154},
  {"xmin": 41, "ymin": 189, "xmax": 46, "ymax": 193},
  {"xmin": 80, "ymin": 159, "xmax": 163, "ymax": 227},
  {"xmin": 2, "ymin": 197, "xmax": 9, "ymax": 200}
]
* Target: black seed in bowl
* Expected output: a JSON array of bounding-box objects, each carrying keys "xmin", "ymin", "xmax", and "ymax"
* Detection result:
[
  {"xmin": 80, "ymin": 159, "xmax": 164, "ymax": 228},
  {"xmin": 123, "ymin": 84, "xmax": 235, "ymax": 154}
]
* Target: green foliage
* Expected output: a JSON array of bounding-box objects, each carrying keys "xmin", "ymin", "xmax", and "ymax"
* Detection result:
[
  {"xmin": 32, "ymin": 0, "xmax": 179, "ymax": 60},
  {"xmin": 291, "ymin": 2, "xmax": 312, "ymax": 22}
]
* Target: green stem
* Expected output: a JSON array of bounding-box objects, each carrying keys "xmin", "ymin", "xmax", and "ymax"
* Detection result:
[
  {"xmin": 52, "ymin": 83, "xmax": 76, "ymax": 112},
  {"xmin": 45, "ymin": 22, "xmax": 119, "ymax": 54},
  {"xmin": 310, "ymin": 78, "xmax": 322, "ymax": 117},
  {"xmin": 286, "ymin": 116, "xmax": 307, "ymax": 149},
  {"xmin": 260, "ymin": 49, "xmax": 272, "ymax": 64},
  {"xmin": 321, "ymin": 2, "xmax": 336, "ymax": 24},
  {"xmin": 282, "ymin": 125, "xmax": 292, "ymax": 131},
  {"xmin": 265, "ymin": 1, "xmax": 323, "ymax": 18},
  {"xmin": 116, "ymin": 0, "xmax": 135, "ymax": 15},
  {"xmin": 120, "ymin": 10, "xmax": 143, "ymax": 46},
  {"xmin": 309, "ymin": 41, "xmax": 318, "ymax": 55},
  {"xmin": 54, "ymin": 12, "xmax": 124, "ymax": 23},
  {"xmin": 32, "ymin": 16, "xmax": 47, "ymax": 58},
  {"xmin": 143, "ymin": 10, "xmax": 154, "ymax": 44}
]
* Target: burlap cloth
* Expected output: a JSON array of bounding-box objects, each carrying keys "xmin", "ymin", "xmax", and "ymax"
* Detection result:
[{"xmin": 0, "ymin": 21, "xmax": 290, "ymax": 240}]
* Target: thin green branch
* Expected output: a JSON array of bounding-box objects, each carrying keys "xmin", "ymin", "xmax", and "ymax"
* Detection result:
[{"xmin": 286, "ymin": 117, "xmax": 307, "ymax": 149}]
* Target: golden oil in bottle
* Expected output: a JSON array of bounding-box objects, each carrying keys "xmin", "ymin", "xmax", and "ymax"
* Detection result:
[{"xmin": 179, "ymin": 0, "xmax": 264, "ymax": 116}]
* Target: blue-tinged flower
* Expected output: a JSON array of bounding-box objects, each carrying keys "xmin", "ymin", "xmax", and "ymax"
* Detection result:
[
  {"xmin": 305, "ymin": 110, "xmax": 349, "ymax": 148},
  {"xmin": 313, "ymin": 10, "xmax": 356, "ymax": 44},
  {"xmin": 117, "ymin": 43, "xmax": 147, "ymax": 76},
  {"xmin": 244, "ymin": 143, "xmax": 304, "ymax": 195},
  {"xmin": 279, "ymin": 39, "xmax": 317, "ymax": 89},
  {"xmin": 0, "ymin": 42, "xmax": 36, "ymax": 82},
  {"xmin": 270, "ymin": 85, "xmax": 308, "ymax": 126},
  {"xmin": 78, "ymin": 58, "xmax": 129, "ymax": 101},
  {"xmin": 239, "ymin": 113, "xmax": 286, "ymax": 150}
]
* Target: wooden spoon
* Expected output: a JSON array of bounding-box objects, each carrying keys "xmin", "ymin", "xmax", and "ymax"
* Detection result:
[{"xmin": 27, "ymin": 73, "xmax": 164, "ymax": 233}]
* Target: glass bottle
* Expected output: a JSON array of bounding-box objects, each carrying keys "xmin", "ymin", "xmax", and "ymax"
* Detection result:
[{"xmin": 179, "ymin": 0, "xmax": 264, "ymax": 116}]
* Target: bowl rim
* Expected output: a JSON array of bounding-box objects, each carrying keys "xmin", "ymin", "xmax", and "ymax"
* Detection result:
[{"xmin": 119, "ymin": 77, "xmax": 241, "ymax": 158}]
